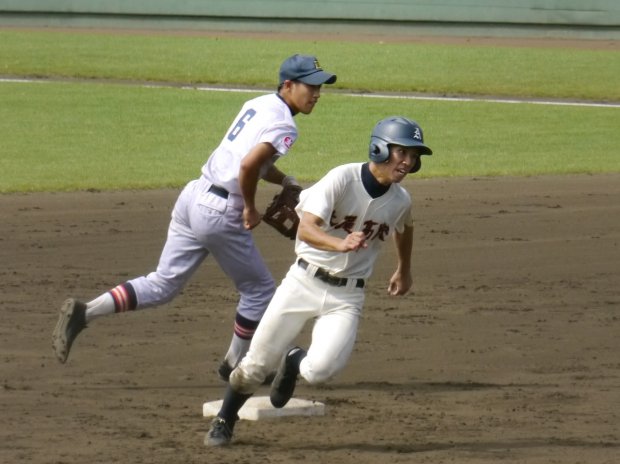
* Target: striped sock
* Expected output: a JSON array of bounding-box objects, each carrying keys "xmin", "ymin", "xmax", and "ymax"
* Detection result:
[
  {"xmin": 233, "ymin": 313, "xmax": 259, "ymax": 340},
  {"xmin": 110, "ymin": 282, "xmax": 137, "ymax": 313},
  {"xmin": 224, "ymin": 313, "xmax": 260, "ymax": 368}
]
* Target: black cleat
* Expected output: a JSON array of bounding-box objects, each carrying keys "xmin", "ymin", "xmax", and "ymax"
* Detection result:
[
  {"xmin": 52, "ymin": 298, "xmax": 87, "ymax": 363},
  {"xmin": 204, "ymin": 417, "xmax": 235, "ymax": 447},
  {"xmin": 270, "ymin": 346, "xmax": 305, "ymax": 408},
  {"xmin": 218, "ymin": 361, "xmax": 233, "ymax": 382}
]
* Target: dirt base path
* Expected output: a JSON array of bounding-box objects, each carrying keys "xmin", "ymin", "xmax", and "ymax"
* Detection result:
[{"xmin": 1, "ymin": 174, "xmax": 618, "ymax": 463}]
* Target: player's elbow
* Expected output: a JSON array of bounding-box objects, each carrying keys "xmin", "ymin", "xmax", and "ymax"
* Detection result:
[
  {"xmin": 297, "ymin": 214, "xmax": 336, "ymax": 250},
  {"xmin": 296, "ymin": 220, "xmax": 312, "ymax": 243}
]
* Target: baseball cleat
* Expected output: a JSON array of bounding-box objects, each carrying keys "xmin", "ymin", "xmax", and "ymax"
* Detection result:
[
  {"xmin": 270, "ymin": 346, "xmax": 305, "ymax": 408},
  {"xmin": 52, "ymin": 298, "xmax": 87, "ymax": 363},
  {"xmin": 217, "ymin": 361, "xmax": 233, "ymax": 382},
  {"xmin": 204, "ymin": 417, "xmax": 235, "ymax": 447}
]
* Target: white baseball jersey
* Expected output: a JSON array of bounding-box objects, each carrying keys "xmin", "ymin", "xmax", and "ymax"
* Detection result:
[
  {"xmin": 201, "ymin": 93, "xmax": 298, "ymax": 195},
  {"xmin": 231, "ymin": 162, "xmax": 415, "ymax": 393},
  {"xmin": 295, "ymin": 162, "xmax": 413, "ymax": 279}
]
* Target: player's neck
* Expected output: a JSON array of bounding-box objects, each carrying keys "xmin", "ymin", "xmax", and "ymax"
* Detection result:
[
  {"xmin": 275, "ymin": 92, "xmax": 297, "ymax": 116},
  {"xmin": 362, "ymin": 163, "xmax": 391, "ymax": 198}
]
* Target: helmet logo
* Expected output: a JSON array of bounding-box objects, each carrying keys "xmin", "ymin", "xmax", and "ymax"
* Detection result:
[{"xmin": 413, "ymin": 127, "xmax": 422, "ymax": 140}]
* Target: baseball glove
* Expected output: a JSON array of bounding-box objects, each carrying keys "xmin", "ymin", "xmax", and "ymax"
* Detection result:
[{"xmin": 263, "ymin": 184, "xmax": 302, "ymax": 239}]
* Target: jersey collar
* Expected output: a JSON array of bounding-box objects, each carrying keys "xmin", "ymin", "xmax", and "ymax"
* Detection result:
[
  {"xmin": 275, "ymin": 93, "xmax": 297, "ymax": 116},
  {"xmin": 361, "ymin": 163, "xmax": 390, "ymax": 198}
]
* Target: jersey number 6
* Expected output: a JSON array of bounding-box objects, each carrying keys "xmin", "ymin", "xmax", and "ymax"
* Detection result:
[{"xmin": 227, "ymin": 109, "xmax": 257, "ymax": 141}]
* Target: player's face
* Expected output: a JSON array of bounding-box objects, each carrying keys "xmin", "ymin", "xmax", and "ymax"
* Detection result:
[
  {"xmin": 286, "ymin": 81, "xmax": 322, "ymax": 115},
  {"xmin": 384, "ymin": 145, "xmax": 421, "ymax": 183}
]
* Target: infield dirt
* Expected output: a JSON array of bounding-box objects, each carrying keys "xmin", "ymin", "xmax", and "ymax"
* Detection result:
[{"xmin": 1, "ymin": 174, "xmax": 618, "ymax": 463}]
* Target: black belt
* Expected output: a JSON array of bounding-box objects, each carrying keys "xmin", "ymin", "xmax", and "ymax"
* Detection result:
[
  {"xmin": 208, "ymin": 184, "xmax": 229, "ymax": 199},
  {"xmin": 298, "ymin": 258, "xmax": 364, "ymax": 289}
]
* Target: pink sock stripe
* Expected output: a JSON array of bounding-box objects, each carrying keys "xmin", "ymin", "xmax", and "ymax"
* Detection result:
[
  {"xmin": 234, "ymin": 322, "xmax": 256, "ymax": 340},
  {"xmin": 110, "ymin": 285, "xmax": 130, "ymax": 312}
]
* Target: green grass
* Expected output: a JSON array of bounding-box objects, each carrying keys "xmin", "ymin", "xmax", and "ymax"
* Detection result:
[
  {"xmin": 1, "ymin": 29, "xmax": 618, "ymax": 101},
  {"xmin": 1, "ymin": 81, "xmax": 618, "ymax": 193},
  {"xmin": 0, "ymin": 29, "xmax": 619, "ymax": 193},
  {"xmin": 0, "ymin": 82, "xmax": 247, "ymax": 191}
]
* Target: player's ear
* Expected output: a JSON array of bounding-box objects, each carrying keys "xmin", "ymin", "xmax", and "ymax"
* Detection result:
[{"xmin": 280, "ymin": 80, "xmax": 293, "ymax": 90}]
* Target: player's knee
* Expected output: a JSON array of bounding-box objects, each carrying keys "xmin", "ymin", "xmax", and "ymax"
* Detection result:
[
  {"xmin": 299, "ymin": 358, "xmax": 337, "ymax": 385},
  {"xmin": 238, "ymin": 279, "xmax": 276, "ymax": 314},
  {"xmin": 230, "ymin": 363, "xmax": 268, "ymax": 395},
  {"xmin": 128, "ymin": 275, "xmax": 183, "ymax": 308},
  {"xmin": 266, "ymin": 280, "xmax": 276, "ymax": 299},
  {"xmin": 258, "ymin": 278, "xmax": 276, "ymax": 302},
  {"xmin": 149, "ymin": 283, "xmax": 181, "ymax": 305}
]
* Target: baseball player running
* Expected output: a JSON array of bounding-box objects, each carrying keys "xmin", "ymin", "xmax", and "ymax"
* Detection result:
[
  {"xmin": 52, "ymin": 54, "xmax": 337, "ymax": 381},
  {"xmin": 205, "ymin": 116, "xmax": 433, "ymax": 446}
]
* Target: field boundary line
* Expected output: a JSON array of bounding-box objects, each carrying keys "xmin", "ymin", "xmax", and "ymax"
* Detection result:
[{"xmin": 2, "ymin": 77, "xmax": 619, "ymax": 109}]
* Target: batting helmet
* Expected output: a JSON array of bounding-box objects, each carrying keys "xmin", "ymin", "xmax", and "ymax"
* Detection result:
[{"xmin": 368, "ymin": 116, "xmax": 432, "ymax": 173}]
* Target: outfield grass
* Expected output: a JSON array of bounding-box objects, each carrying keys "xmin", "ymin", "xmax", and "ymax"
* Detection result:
[
  {"xmin": 1, "ymin": 81, "xmax": 618, "ymax": 193},
  {"xmin": 1, "ymin": 30, "xmax": 618, "ymax": 101},
  {"xmin": 0, "ymin": 30, "xmax": 619, "ymax": 193}
]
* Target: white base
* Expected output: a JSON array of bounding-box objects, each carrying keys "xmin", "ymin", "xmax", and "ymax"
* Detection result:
[{"xmin": 203, "ymin": 396, "xmax": 325, "ymax": 421}]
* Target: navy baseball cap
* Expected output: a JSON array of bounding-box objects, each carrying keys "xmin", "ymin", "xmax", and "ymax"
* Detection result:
[{"xmin": 279, "ymin": 54, "xmax": 337, "ymax": 85}]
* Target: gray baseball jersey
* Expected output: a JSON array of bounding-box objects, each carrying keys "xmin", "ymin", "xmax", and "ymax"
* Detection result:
[{"xmin": 127, "ymin": 93, "xmax": 299, "ymax": 323}]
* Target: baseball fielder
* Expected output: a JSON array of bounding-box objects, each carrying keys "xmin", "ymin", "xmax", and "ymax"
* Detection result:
[
  {"xmin": 52, "ymin": 54, "xmax": 337, "ymax": 380},
  {"xmin": 205, "ymin": 116, "xmax": 433, "ymax": 446}
]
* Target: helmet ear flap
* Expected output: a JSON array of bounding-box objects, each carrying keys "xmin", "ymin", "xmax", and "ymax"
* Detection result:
[
  {"xmin": 368, "ymin": 137, "xmax": 390, "ymax": 163},
  {"xmin": 410, "ymin": 157, "xmax": 422, "ymax": 173}
]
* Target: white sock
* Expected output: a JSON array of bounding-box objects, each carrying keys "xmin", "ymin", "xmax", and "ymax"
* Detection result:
[
  {"xmin": 85, "ymin": 292, "xmax": 116, "ymax": 323},
  {"xmin": 224, "ymin": 334, "xmax": 251, "ymax": 368}
]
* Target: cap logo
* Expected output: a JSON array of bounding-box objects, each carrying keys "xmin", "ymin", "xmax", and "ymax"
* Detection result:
[
  {"xmin": 413, "ymin": 127, "xmax": 422, "ymax": 140},
  {"xmin": 314, "ymin": 59, "xmax": 322, "ymax": 70}
]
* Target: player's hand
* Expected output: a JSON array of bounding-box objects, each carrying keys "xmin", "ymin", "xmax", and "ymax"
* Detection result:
[
  {"xmin": 243, "ymin": 207, "xmax": 262, "ymax": 230},
  {"xmin": 387, "ymin": 270, "xmax": 412, "ymax": 296},
  {"xmin": 340, "ymin": 231, "xmax": 368, "ymax": 252}
]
